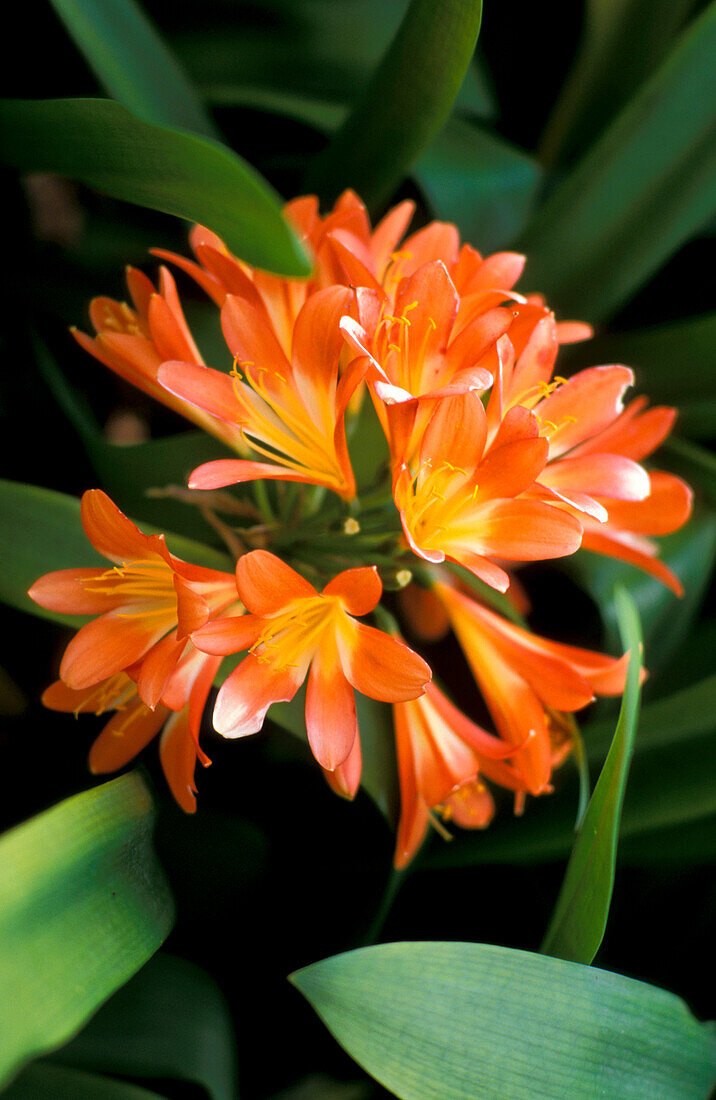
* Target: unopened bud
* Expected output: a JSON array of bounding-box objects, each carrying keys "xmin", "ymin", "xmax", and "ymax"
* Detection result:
[
  {"xmin": 379, "ymin": 567, "xmax": 413, "ymax": 591},
  {"xmin": 343, "ymin": 517, "xmax": 360, "ymax": 535}
]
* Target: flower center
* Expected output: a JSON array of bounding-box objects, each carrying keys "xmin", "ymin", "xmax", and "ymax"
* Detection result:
[
  {"xmin": 83, "ymin": 557, "xmax": 178, "ymax": 617},
  {"xmin": 250, "ymin": 596, "xmax": 341, "ymax": 672}
]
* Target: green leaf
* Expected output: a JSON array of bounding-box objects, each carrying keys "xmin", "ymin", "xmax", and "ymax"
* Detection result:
[
  {"xmin": 55, "ymin": 954, "xmax": 237, "ymax": 1100},
  {"xmin": 0, "ymin": 773, "xmax": 174, "ymax": 1090},
  {"xmin": 4, "ymin": 1063, "xmax": 165, "ymax": 1099},
  {"xmin": 540, "ymin": 0, "xmax": 698, "ymax": 166},
  {"xmin": 291, "ymin": 942, "xmax": 716, "ymax": 1099},
  {"xmin": 521, "ymin": 3, "xmax": 716, "ymax": 320},
  {"xmin": 306, "ymin": 0, "xmax": 483, "ymax": 209},
  {"xmin": 414, "ymin": 117, "xmax": 542, "ymax": 251},
  {"xmin": 540, "ymin": 587, "xmax": 643, "ymax": 963},
  {"xmin": 0, "ymin": 98, "xmax": 310, "ymax": 277},
  {"xmin": 174, "ymin": 2, "xmax": 494, "ymax": 120},
  {"xmin": 49, "ymin": 0, "xmax": 220, "ymax": 139},
  {"xmin": 0, "ymin": 479, "xmax": 231, "ymax": 628}
]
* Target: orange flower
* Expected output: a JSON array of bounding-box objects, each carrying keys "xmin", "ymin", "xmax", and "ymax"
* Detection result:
[
  {"xmin": 341, "ymin": 260, "xmax": 504, "ymax": 465},
  {"xmin": 192, "ymin": 550, "xmax": 431, "ymax": 774},
  {"xmin": 73, "ymin": 265, "xmax": 245, "ymax": 451},
  {"xmin": 158, "ymin": 286, "xmax": 365, "ymax": 500},
  {"xmin": 393, "ymin": 679, "xmax": 524, "ymax": 869},
  {"xmin": 482, "ymin": 325, "xmax": 692, "ymax": 590},
  {"xmin": 153, "ymin": 191, "xmax": 415, "ymax": 357},
  {"xmin": 41, "ymin": 639, "xmax": 221, "ymax": 812},
  {"xmin": 434, "ymin": 580, "xmax": 632, "ymax": 797},
  {"xmin": 28, "ymin": 490, "xmax": 238, "ymax": 707},
  {"xmin": 394, "ymin": 391, "xmax": 583, "ymax": 591}
]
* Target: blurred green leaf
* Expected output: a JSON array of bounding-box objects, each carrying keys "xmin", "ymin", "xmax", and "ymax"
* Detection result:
[
  {"xmin": 541, "ymin": 587, "xmax": 643, "ymax": 963},
  {"xmin": 4, "ymin": 1063, "xmax": 164, "ymax": 1099},
  {"xmin": 414, "ymin": 118, "xmax": 542, "ymax": 251},
  {"xmin": 49, "ymin": 0, "xmax": 220, "ymax": 139},
  {"xmin": 306, "ymin": 0, "xmax": 483, "ymax": 209},
  {"xmin": 0, "ymin": 479, "xmax": 231, "ymax": 628},
  {"xmin": 0, "ymin": 98, "xmax": 310, "ymax": 276},
  {"xmin": 563, "ymin": 313, "xmax": 716, "ymax": 412},
  {"xmin": 291, "ymin": 942, "xmax": 716, "ymax": 1099},
  {"xmin": 0, "ymin": 773, "xmax": 174, "ymax": 1090},
  {"xmin": 662, "ymin": 437, "xmax": 716, "ymax": 508},
  {"xmin": 55, "ymin": 954, "xmax": 237, "ymax": 1100},
  {"xmin": 174, "ymin": 2, "xmax": 494, "ymax": 120},
  {"xmin": 541, "ymin": 0, "xmax": 699, "ymax": 166},
  {"xmin": 564, "ymin": 510, "xmax": 716, "ymax": 672},
  {"xmin": 521, "ymin": 2, "xmax": 716, "ymax": 320}
]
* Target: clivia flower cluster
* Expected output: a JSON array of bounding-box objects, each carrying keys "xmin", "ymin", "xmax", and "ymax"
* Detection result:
[{"xmin": 31, "ymin": 191, "xmax": 692, "ymax": 867}]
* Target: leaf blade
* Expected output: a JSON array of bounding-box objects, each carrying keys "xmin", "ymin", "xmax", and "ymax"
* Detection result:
[
  {"xmin": 0, "ymin": 98, "xmax": 311, "ymax": 276},
  {"xmin": 540, "ymin": 587, "xmax": 643, "ymax": 963},
  {"xmin": 306, "ymin": 0, "xmax": 483, "ymax": 209},
  {"xmin": 0, "ymin": 773, "xmax": 174, "ymax": 1089},
  {"xmin": 291, "ymin": 942, "xmax": 716, "ymax": 1100}
]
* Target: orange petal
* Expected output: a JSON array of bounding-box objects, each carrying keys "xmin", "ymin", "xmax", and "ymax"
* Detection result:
[
  {"xmin": 191, "ymin": 613, "xmax": 262, "ymax": 656},
  {"xmin": 323, "ymin": 566, "xmax": 382, "ymax": 615},
  {"xmin": 339, "ymin": 622, "xmax": 431, "ymax": 702},
  {"xmin": 306, "ymin": 635, "xmax": 357, "ymax": 770},
  {"xmin": 221, "ymin": 294, "xmax": 292, "ymax": 375},
  {"xmin": 159, "ymin": 710, "xmax": 200, "ymax": 813},
  {"xmin": 540, "ymin": 453, "xmax": 651, "ymax": 502},
  {"xmin": 81, "ymin": 489, "xmax": 158, "ymax": 564},
  {"xmin": 158, "ymin": 360, "xmax": 238, "ymax": 424},
  {"xmin": 89, "ymin": 700, "xmax": 168, "ymax": 774},
  {"xmin": 599, "ymin": 471, "xmax": 692, "ymax": 535},
  {"xmin": 469, "ymin": 499, "xmax": 583, "ymax": 562},
  {"xmin": 60, "ymin": 610, "xmax": 168, "ymax": 690},
  {"xmin": 28, "ymin": 568, "xmax": 117, "ymax": 614},
  {"xmin": 580, "ymin": 528, "xmax": 684, "ymax": 596},
  {"xmin": 173, "ymin": 575, "xmax": 210, "ymax": 639},
  {"xmin": 137, "ymin": 632, "xmax": 186, "ymax": 710},
  {"xmin": 236, "ymin": 550, "xmax": 317, "ymax": 616},
  {"xmin": 536, "ymin": 365, "xmax": 634, "ymax": 458},
  {"xmin": 322, "ymin": 733, "xmax": 362, "ymax": 800},
  {"xmin": 213, "ymin": 653, "xmax": 306, "ymax": 738},
  {"xmin": 397, "ymin": 584, "xmax": 450, "ymax": 642},
  {"xmin": 475, "ymin": 436, "xmax": 549, "ymax": 500},
  {"xmin": 292, "ymin": 285, "xmax": 353, "ymax": 391},
  {"xmin": 420, "ymin": 390, "xmax": 487, "ymax": 470},
  {"xmin": 187, "ymin": 459, "xmax": 332, "ymax": 492},
  {"xmin": 445, "ymin": 781, "xmax": 495, "ymax": 828}
]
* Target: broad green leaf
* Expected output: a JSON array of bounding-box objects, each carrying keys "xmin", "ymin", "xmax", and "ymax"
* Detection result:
[
  {"xmin": 414, "ymin": 117, "xmax": 542, "ymax": 251},
  {"xmin": 291, "ymin": 942, "xmax": 716, "ymax": 1100},
  {"xmin": 49, "ymin": 0, "xmax": 219, "ymax": 139},
  {"xmin": 540, "ymin": 0, "xmax": 698, "ymax": 166},
  {"xmin": 0, "ymin": 479, "xmax": 231, "ymax": 628},
  {"xmin": 4, "ymin": 1063, "xmax": 164, "ymax": 1099},
  {"xmin": 540, "ymin": 587, "xmax": 643, "ymax": 963},
  {"xmin": 306, "ymin": 0, "xmax": 483, "ymax": 209},
  {"xmin": 0, "ymin": 773, "xmax": 174, "ymax": 1090},
  {"xmin": 564, "ymin": 510, "xmax": 716, "ymax": 672},
  {"xmin": 0, "ymin": 98, "xmax": 310, "ymax": 277},
  {"xmin": 55, "ymin": 954, "xmax": 237, "ymax": 1100},
  {"xmin": 521, "ymin": 3, "xmax": 716, "ymax": 320}
]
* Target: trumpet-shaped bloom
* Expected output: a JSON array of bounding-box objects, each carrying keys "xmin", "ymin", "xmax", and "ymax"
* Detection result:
[
  {"xmin": 158, "ymin": 286, "xmax": 364, "ymax": 500},
  {"xmin": 28, "ymin": 490, "xmax": 238, "ymax": 706},
  {"xmin": 192, "ymin": 550, "xmax": 431, "ymax": 774},
  {"xmin": 42, "ymin": 636, "xmax": 221, "ymax": 811},
  {"xmin": 434, "ymin": 580, "xmax": 632, "ymax": 796},
  {"xmin": 73, "ymin": 265, "xmax": 245, "ymax": 451},
  {"xmin": 395, "ymin": 391, "xmax": 583, "ymax": 591},
  {"xmin": 393, "ymin": 679, "xmax": 526, "ymax": 868}
]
